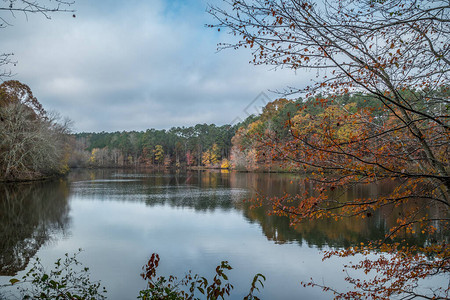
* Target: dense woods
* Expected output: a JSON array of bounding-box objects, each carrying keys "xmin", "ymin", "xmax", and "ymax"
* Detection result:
[
  {"xmin": 230, "ymin": 90, "xmax": 448, "ymax": 171},
  {"xmin": 70, "ymin": 123, "xmax": 237, "ymax": 169}
]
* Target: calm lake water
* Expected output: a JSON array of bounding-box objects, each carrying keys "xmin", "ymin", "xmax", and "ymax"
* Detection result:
[{"xmin": 0, "ymin": 170, "xmax": 441, "ymax": 299}]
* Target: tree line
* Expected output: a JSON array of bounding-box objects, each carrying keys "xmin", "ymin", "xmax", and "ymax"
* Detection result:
[
  {"xmin": 70, "ymin": 123, "xmax": 238, "ymax": 169},
  {"xmin": 230, "ymin": 90, "xmax": 447, "ymax": 171}
]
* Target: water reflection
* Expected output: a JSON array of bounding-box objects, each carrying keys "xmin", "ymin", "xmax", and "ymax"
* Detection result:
[
  {"xmin": 0, "ymin": 180, "xmax": 70, "ymax": 276},
  {"xmin": 1, "ymin": 170, "xmax": 443, "ymax": 299},
  {"xmin": 69, "ymin": 169, "xmax": 432, "ymax": 248},
  {"xmin": 230, "ymin": 173, "xmax": 389, "ymax": 248},
  {"xmin": 69, "ymin": 170, "xmax": 245, "ymax": 212},
  {"xmin": 230, "ymin": 173, "xmax": 439, "ymax": 248}
]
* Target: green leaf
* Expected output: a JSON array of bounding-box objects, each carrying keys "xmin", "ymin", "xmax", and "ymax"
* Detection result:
[
  {"xmin": 49, "ymin": 280, "xmax": 57, "ymax": 289},
  {"xmin": 9, "ymin": 278, "xmax": 20, "ymax": 285}
]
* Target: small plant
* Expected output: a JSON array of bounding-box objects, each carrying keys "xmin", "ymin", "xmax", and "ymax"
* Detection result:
[
  {"xmin": 8, "ymin": 249, "xmax": 106, "ymax": 300},
  {"xmin": 138, "ymin": 253, "xmax": 265, "ymax": 300}
]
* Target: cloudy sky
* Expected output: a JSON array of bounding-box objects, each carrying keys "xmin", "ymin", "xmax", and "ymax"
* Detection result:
[{"xmin": 2, "ymin": 0, "xmax": 311, "ymax": 132}]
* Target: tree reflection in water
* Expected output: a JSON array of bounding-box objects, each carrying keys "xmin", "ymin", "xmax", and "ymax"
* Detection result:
[
  {"xmin": 0, "ymin": 170, "xmax": 443, "ymax": 299},
  {"xmin": 0, "ymin": 180, "xmax": 70, "ymax": 276},
  {"xmin": 1, "ymin": 170, "xmax": 438, "ymax": 274},
  {"xmin": 78, "ymin": 169, "xmax": 435, "ymax": 249},
  {"xmin": 229, "ymin": 172, "xmax": 441, "ymax": 248}
]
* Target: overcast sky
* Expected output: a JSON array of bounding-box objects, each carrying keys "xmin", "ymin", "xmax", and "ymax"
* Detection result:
[{"xmin": 2, "ymin": 0, "xmax": 312, "ymax": 132}]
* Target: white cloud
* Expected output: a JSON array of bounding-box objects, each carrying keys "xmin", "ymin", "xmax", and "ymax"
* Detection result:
[{"xmin": 1, "ymin": 0, "xmax": 312, "ymax": 132}]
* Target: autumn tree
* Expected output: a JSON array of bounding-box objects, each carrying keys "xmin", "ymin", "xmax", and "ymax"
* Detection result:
[
  {"xmin": 0, "ymin": 81, "xmax": 70, "ymax": 181},
  {"xmin": 141, "ymin": 147, "xmax": 154, "ymax": 166},
  {"xmin": 201, "ymin": 150, "xmax": 211, "ymax": 167},
  {"xmin": 210, "ymin": 0, "xmax": 449, "ymax": 298},
  {"xmin": 202, "ymin": 143, "xmax": 222, "ymax": 167},
  {"xmin": 88, "ymin": 147, "xmax": 111, "ymax": 167},
  {"xmin": 221, "ymin": 158, "xmax": 230, "ymax": 169},
  {"xmin": 153, "ymin": 145, "xmax": 164, "ymax": 166},
  {"xmin": 209, "ymin": 143, "xmax": 220, "ymax": 166},
  {"xmin": 186, "ymin": 150, "xmax": 195, "ymax": 167},
  {"xmin": 230, "ymin": 99, "xmax": 293, "ymax": 171}
]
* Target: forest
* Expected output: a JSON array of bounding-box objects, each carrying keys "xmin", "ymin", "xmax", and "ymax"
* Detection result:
[
  {"xmin": 70, "ymin": 123, "xmax": 237, "ymax": 169},
  {"xmin": 68, "ymin": 88, "xmax": 447, "ymax": 174},
  {"xmin": 67, "ymin": 95, "xmax": 351, "ymax": 169},
  {"xmin": 2, "ymin": 79, "xmax": 446, "ymax": 179}
]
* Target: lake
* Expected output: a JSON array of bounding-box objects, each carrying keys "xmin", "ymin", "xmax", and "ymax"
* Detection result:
[{"xmin": 0, "ymin": 169, "xmax": 436, "ymax": 299}]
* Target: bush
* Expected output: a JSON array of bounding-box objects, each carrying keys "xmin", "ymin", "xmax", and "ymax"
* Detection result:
[
  {"xmin": 8, "ymin": 250, "xmax": 107, "ymax": 300},
  {"xmin": 138, "ymin": 253, "xmax": 265, "ymax": 300}
]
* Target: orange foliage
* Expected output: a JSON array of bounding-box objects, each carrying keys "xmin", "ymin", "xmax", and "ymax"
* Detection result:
[{"xmin": 211, "ymin": 0, "xmax": 449, "ymax": 297}]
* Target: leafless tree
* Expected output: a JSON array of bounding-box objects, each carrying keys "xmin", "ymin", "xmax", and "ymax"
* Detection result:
[
  {"xmin": 0, "ymin": 81, "xmax": 70, "ymax": 181},
  {"xmin": 0, "ymin": 0, "xmax": 75, "ymax": 79}
]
